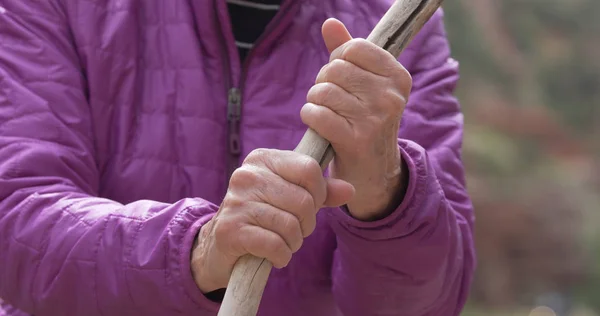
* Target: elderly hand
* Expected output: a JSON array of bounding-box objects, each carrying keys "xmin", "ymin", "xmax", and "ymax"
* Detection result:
[
  {"xmin": 191, "ymin": 149, "xmax": 355, "ymax": 293},
  {"xmin": 300, "ymin": 18, "xmax": 412, "ymax": 221}
]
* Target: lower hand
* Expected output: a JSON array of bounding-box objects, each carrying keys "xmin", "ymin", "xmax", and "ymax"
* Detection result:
[
  {"xmin": 300, "ymin": 19, "xmax": 412, "ymax": 220},
  {"xmin": 191, "ymin": 149, "xmax": 354, "ymax": 293}
]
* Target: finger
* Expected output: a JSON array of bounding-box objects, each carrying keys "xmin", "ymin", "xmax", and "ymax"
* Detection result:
[
  {"xmin": 306, "ymin": 82, "xmax": 364, "ymax": 118},
  {"xmin": 323, "ymin": 178, "xmax": 355, "ymax": 207},
  {"xmin": 316, "ymin": 58, "xmax": 387, "ymax": 96},
  {"xmin": 300, "ymin": 102, "xmax": 351, "ymax": 146},
  {"xmin": 237, "ymin": 225, "xmax": 293, "ymax": 269},
  {"xmin": 243, "ymin": 149, "xmax": 328, "ymax": 207},
  {"xmin": 329, "ymin": 38, "xmax": 402, "ymax": 78},
  {"xmin": 322, "ymin": 18, "xmax": 353, "ymax": 54},
  {"xmin": 248, "ymin": 202, "xmax": 306, "ymax": 248},
  {"xmin": 246, "ymin": 174, "xmax": 319, "ymax": 237}
]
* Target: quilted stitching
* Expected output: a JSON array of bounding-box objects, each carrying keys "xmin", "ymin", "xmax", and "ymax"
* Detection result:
[{"xmin": 0, "ymin": 0, "xmax": 475, "ymax": 315}]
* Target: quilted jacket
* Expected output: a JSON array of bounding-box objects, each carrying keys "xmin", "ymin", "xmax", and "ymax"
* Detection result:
[{"xmin": 0, "ymin": 0, "xmax": 476, "ymax": 315}]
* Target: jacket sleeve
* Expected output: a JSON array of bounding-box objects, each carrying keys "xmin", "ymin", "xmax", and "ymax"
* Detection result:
[
  {"xmin": 327, "ymin": 10, "xmax": 476, "ymax": 316},
  {"xmin": 0, "ymin": 1, "xmax": 220, "ymax": 315}
]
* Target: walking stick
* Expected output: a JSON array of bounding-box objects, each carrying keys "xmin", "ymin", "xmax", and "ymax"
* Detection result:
[{"xmin": 217, "ymin": 0, "xmax": 445, "ymax": 315}]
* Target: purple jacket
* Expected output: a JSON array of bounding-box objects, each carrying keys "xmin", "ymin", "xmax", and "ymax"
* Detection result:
[{"xmin": 0, "ymin": 0, "xmax": 475, "ymax": 315}]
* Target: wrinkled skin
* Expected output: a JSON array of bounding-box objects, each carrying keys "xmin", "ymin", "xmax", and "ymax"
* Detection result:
[{"xmin": 191, "ymin": 18, "xmax": 412, "ymax": 293}]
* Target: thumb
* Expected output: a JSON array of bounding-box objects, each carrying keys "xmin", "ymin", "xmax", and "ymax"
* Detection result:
[
  {"xmin": 321, "ymin": 18, "xmax": 353, "ymax": 54},
  {"xmin": 323, "ymin": 178, "xmax": 355, "ymax": 207}
]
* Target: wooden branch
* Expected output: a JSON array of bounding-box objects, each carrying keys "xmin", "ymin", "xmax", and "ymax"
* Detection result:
[{"xmin": 217, "ymin": 1, "xmax": 445, "ymax": 315}]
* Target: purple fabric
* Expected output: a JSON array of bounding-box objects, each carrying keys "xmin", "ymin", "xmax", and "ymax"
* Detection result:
[{"xmin": 0, "ymin": 0, "xmax": 476, "ymax": 315}]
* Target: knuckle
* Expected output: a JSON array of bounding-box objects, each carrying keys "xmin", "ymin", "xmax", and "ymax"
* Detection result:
[
  {"xmin": 222, "ymin": 191, "xmax": 245, "ymax": 210},
  {"xmin": 298, "ymin": 157, "xmax": 321, "ymax": 186},
  {"xmin": 315, "ymin": 64, "xmax": 328, "ymax": 84},
  {"xmin": 303, "ymin": 220, "xmax": 317, "ymax": 237},
  {"xmin": 283, "ymin": 250, "xmax": 293, "ymax": 265},
  {"xmin": 401, "ymin": 67, "xmax": 412, "ymax": 83},
  {"xmin": 244, "ymin": 148, "xmax": 272, "ymax": 165},
  {"xmin": 386, "ymin": 88, "xmax": 408, "ymax": 113},
  {"xmin": 309, "ymin": 83, "xmax": 334, "ymax": 104},
  {"xmin": 301, "ymin": 156, "xmax": 322, "ymax": 176},
  {"xmin": 329, "ymin": 58, "xmax": 346, "ymax": 70},
  {"xmin": 291, "ymin": 240, "xmax": 304, "ymax": 253},
  {"xmin": 297, "ymin": 190, "xmax": 316, "ymax": 213},
  {"xmin": 266, "ymin": 237, "xmax": 289, "ymax": 258},
  {"xmin": 213, "ymin": 217, "xmax": 238, "ymax": 241},
  {"xmin": 276, "ymin": 239, "xmax": 290, "ymax": 257},
  {"xmin": 229, "ymin": 167, "xmax": 259, "ymax": 188},
  {"xmin": 394, "ymin": 66, "xmax": 413, "ymax": 93},
  {"xmin": 319, "ymin": 64, "xmax": 328, "ymax": 73},
  {"xmin": 272, "ymin": 247, "xmax": 293, "ymax": 268},
  {"xmin": 281, "ymin": 215, "xmax": 303, "ymax": 252},
  {"xmin": 300, "ymin": 103, "xmax": 319, "ymax": 125},
  {"xmin": 343, "ymin": 38, "xmax": 368, "ymax": 57},
  {"xmin": 326, "ymin": 59, "xmax": 347, "ymax": 78},
  {"xmin": 281, "ymin": 212, "xmax": 299, "ymax": 232}
]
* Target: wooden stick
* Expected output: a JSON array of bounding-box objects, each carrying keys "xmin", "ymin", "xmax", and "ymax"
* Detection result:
[{"xmin": 217, "ymin": 1, "xmax": 444, "ymax": 315}]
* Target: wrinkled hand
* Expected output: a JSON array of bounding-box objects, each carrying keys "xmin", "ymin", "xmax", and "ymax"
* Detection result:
[
  {"xmin": 191, "ymin": 149, "xmax": 355, "ymax": 293},
  {"xmin": 300, "ymin": 19, "xmax": 412, "ymax": 221}
]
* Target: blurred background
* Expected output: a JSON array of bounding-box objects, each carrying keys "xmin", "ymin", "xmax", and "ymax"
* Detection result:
[{"xmin": 441, "ymin": 1, "xmax": 600, "ymax": 315}]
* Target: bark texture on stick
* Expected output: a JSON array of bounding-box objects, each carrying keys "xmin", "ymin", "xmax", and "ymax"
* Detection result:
[{"xmin": 217, "ymin": 1, "xmax": 445, "ymax": 315}]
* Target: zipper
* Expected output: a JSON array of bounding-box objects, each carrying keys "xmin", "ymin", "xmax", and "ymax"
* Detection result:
[
  {"xmin": 216, "ymin": 0, "xmax": 297, "ymax": 181},
  {"xmin": 227, "ymin": 87, "xmax": 242, "ymax": 155},
  {"xmin": 213, "ymin": 0, "xmax": 237, "ymax": 183},
  {"xmin": 237, "ymin": 0, "xmax": 295, "ymax": 90}
]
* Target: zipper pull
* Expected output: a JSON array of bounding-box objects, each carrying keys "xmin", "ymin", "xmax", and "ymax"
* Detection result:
[
  {"xmin": 227, "ymin": 88, "xmax": 241, "ymax": 122},
  {"xmin": 229, "ymin": 126, "xmax": 241, "ymax": 155},
  {"xmin": 227, "ymin": 88, "xmax": 242, "ymax": 155}
]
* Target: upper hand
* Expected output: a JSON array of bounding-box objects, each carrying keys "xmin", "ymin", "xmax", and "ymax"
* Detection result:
[
  {"xmin": 300, "ymin": 18, "xmax": 412, "ymax": 221},
  {"xmin": 191, "ymin": 149, "xmax": 354, "ymax": 293}
]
